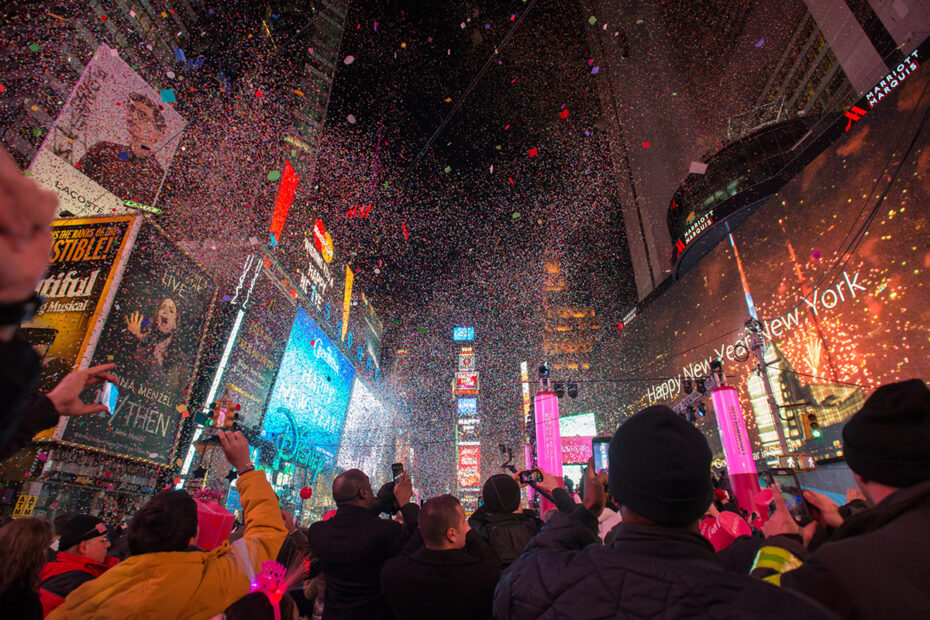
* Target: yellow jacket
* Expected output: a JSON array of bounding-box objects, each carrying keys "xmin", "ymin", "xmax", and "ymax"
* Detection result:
[{"xmin": 47, "ymin": 470, "xmax": 286, "ymax": 619}]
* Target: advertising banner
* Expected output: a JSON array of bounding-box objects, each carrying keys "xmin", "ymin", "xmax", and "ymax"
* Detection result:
[
  {"xmin": 62, "ymin": 221, "xmax": 215, "ymax": 465},
  {"xmin": 457, "ymin": 398, "xmax": 478, "ymax": 417},
  {"xmin": 211, "ymin": 261, "xmax": 297, "ymax": 429},
  {"xmin": 454, "ymin": 371, "xmax": 479, "ymax": 396},
  {"xmin": 605, "ymin": 61, "xmax": 930, "ymax": 461},
  {"xmin": 29, "ymin": 150, "xmax": 126, "ymax": 218},
  {"xmin": 262, "ymin": 308, "xmax": 355, "ymax": 475},
  {"xmin": 32, "ymin": 43, "xmax": 186, "ymax": 215},
  {"xmin": 457, "ymin": 445, "xmax": 480, "ymax": 488},
  {"xmin": 458, "ymin": 351, "xmax": 476, "ymax": 372},
  {"xmin": 561, "ymin": 436, "xmax": 594, "ymax": 464},
  {"xmin": 19, "ymin": 217, "xmax": 134, "ymax": 397},
  {"xmin": 457, "ymin": 418, "xmax": 480, "ymax": 443}
]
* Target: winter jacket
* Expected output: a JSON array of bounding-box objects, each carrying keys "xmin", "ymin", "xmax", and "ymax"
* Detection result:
[
  {"xmin": 46, "ymin": 469, "xmax": 286, "ymax": 619},
  {"xmin": 0, "ymin": 335, "xmax": 44, "ymax": 460},
  {"xmin": 0, "ymin": 580, "xmax": 43, "ymax": 620},
  {"xmin": 306, "ymin": 502, "xmax": 419, "ymax": 620},
  {"xmin": 470, "ymin": 487, "xmax": 576, "ymax": 569},
  {"xmin": 39, "ymin": 551, "xmax": 119, "ymax": 613},
  {"xmin": 381, "ymin": 529, "xmax": 501, "ymax": 620},
  {"xmin": 494, "ymin": 506, "xmax": 835, "ymax": 619},
  {"xmin": 751, "ymin": 480, "xmax": 930, "ymax": 618}
]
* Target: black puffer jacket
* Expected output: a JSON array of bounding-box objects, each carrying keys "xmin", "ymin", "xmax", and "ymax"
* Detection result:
[
  {"xmin": 494, "ymin": 507, "xmax": 835, "ymax": 619},
  {"xmin": 754, "ymin": 481, "xmax": 930, "ymax": 619}
]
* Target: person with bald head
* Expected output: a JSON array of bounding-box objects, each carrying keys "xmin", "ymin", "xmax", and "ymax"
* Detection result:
[{"xmin": 306, "ymin": 468, "xmax": 418, "ymax": 619}]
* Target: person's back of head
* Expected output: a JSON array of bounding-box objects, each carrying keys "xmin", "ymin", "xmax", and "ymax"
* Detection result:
[
  {"xmin": 420, "ymin": 495, "xmax": 466, "ymax": 550},
  {"xmin": 0, "ymin": 517, "xmax": 53, "ymax": 592},
  {"xmin": 481, "ymin": 474, "xmax": 521, "ymax": 515},
  {"xmin": 843, "ymin": 378, "xmax": 930, "ymax": 503},
  {"xmin": 332, "ymin": 468, "xmax": 375, "ymax": 509},
  {"xmin": 221, "ymin": 591, "xmax": 297, "ymax": 620},
  {"xmin": 127, "ymin": 489, "xmax": 197, "ymax": 555},
  {"xmin": 608, "ymin": 405, "xmax": 714, "ymax": 527}
]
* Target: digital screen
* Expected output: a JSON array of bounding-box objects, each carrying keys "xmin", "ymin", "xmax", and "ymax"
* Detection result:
[
  {"xmin": 453, "ymin": 326, "xmax": 475, "ymax": 341},
  {"xmin": 336, "ymin": 377, "xmax": 392, "ymax": 483},
  {"xmin": 559, "ymin": 412, "xmax": 597, "ymax": 437},
  {"xmin": 604, "ymin": 60, "xmax": 930, "ymax": 461},
  {"xmin": 454, "ymin": 371, "xmax": 479, "ymax": 396},
  {"xmin": 262, "ymin": 308, "xmax": 355, "ymax": 474},
  {"xmin": 593, "ymin": 438, "xmax": 610, "ymax": 474},
  {"xmin": 211, "ymin": 262, "xmax": 297, "ymax": 429},
  {"xmin": 457, "ymin": 398, "xmax": 478, "ymax": 417},
  {"xmin": 457, "ymin": 445, "xmax": 480, "ymax": 488}
]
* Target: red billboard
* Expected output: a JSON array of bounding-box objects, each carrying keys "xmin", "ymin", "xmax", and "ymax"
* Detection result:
[
  {"xmin": 454, "ymin": 371, "xmax": 479, "ymax": 396},
  {"xmin": 457, "ymin": 445, "xmax": 480, "ymax": 488}
]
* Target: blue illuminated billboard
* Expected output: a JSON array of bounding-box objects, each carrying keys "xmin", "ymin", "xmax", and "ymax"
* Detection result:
[
  {"xmin": 453, "ymin": 327, "xmax": 474, "ymax": 341},
  {"xmin": 262, "ymin": 308, "xmax": 355, "ymax": 473},
  {"xmin": 457, "ymin": 398, "xmax": 478, "ymax": 417}
]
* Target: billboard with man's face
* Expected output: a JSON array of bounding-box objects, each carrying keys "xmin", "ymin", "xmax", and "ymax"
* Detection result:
[
  {"xmin": 61, "ymin": 221, "xmax": 215, "ymax": 465},
  {"xmin": 31, "ymin": 43, "xmax": 186, "ymax": 216}
]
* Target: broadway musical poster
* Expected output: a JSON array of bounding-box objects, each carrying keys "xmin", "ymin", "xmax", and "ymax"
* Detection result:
[
  {"xmin": 18, "ymin": 216, "xmax": 135, "ymax": 396},
  {"xmin": 62, "ymin": 221, "xmax": 215, "ymax": 465}
]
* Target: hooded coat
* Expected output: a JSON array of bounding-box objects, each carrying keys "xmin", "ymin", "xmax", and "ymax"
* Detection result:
[
  {"xmin": 39, "ymin": 551, "xmax": 119, "ymax": 614},
  {"xmin": 46, "ymin": 470, "xmax": 286, "ymax": 620}
]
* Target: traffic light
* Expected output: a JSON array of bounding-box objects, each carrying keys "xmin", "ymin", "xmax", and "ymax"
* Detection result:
[
  {"xmin": 807, "ymin": 413, "xmax": 822, "ymax": 439},
  {"xmin": 206, "ymin": 402, "xmax": 220, "ymax": 427}
]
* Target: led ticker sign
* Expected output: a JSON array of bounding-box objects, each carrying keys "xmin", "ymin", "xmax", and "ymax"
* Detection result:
[
  {"xmin": 457, "ymin": 398, "xmax": 478, "ymax": 417},
  {"xmin": 453, "ymin": 327, "xmax": 474, "ymax": 341}
]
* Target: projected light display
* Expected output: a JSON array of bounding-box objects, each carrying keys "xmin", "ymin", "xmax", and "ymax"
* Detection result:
[{"xmin": 262, "ymin": 308, "xmax": 355, "ymax": 473}]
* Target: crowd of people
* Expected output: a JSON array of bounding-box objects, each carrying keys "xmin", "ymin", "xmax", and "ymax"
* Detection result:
[{"xmin": 1, "ymin": 152, "xmax": 929, "ymax": 620}]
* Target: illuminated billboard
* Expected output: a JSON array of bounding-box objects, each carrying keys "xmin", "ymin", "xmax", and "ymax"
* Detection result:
[
  {"xmin": 62, "ymin": 221, "xmax": 215, "ymax": 465},
  {"xmin": 454, "ymin": 371, "xmax": 479, "ymax": 396},
  {"xmin": 19, "ymin": 216, "xmax": 134, "ymax": 399},
  {"xmin": 31, "ymin": 43, "xmax": 186, "ymax": 215},
  {"xmin": 605, "ymin": 59, "xmax": 930, "ymax": 461},
  {"xmin": 458, "ymin": 351, "xmax": 476, "ymax": 371},
  {"xmin": 457, "ymin": 398, "xmax": 478, "ymax": 417},
  {"xmin": 262, "ymin": 308, "xmax": 355, "ymax": 473},
  {"xmin": 207, "ymin": 259, "xmax": 297, "ymax": 430},
  {"xmin": 336, "ymin": 378, "xmax": 391, "ymax": 482},
  {"xmin": 559, "ymin": 412, "xmax": 597, "ymax": 437},
  {"xmin": 453, "ymin": 327, "xmax": 474, "ymax": 341},
  {"xmin": 457, "ymin": 418, "xmax": 479, "ymax": 444},
  {"xmin": 457, "ymin": 445, "xmax": 480, "ymax": 488}
]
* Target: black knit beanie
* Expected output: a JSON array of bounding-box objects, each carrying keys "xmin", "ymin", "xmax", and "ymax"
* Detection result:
[
  {"xmin": 482, "ymin": 474, "xmax": 521, "ymax": 513},
  {"xmin": 843, "ymin": 379, "xmax": 930, "ymax": 488},
  {"xmin": 58, "ymin": 515, "xmax": 107, "ymax": 551},
  {"xmin": 608, "ymin": 405, "xmax": 714, "ymax": 526}
]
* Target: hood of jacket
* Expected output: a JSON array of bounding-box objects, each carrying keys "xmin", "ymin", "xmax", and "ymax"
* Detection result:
[{"xmin": 48, "ymin": 541, "xmax": 250, "ymax": 619}]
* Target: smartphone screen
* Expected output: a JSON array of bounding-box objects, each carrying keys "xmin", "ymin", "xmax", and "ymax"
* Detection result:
[
  {"xmin": 768, "ymin": 468, "xmax": 812, "ymax": 524},
  {"xmin": 592, "ymin": 437, "xmax": 610, "ymax": 474},
  {"xmin": 100, "ymin": 382, "xmax": 119, "ymax": 415},
  {"xmin": 518, "ymin": 469, "xmax": 542, "ymax": 484},
  {"xmin": 391, "ymin": 462, "xmax": 404, "ymax": 483}
]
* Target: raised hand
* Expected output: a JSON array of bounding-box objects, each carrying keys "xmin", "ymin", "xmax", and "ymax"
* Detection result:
[{"xmin": 125, "ymin": 311, "xmax": 144, "ymax": 339}]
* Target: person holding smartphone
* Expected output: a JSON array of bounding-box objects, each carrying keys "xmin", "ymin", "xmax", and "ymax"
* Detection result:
[
  {"xmin": 751, "ymin": 379, "xmax": 930, "ymax": 618},
  {"xmin": 494, "ymin": 405, "xmax": 833, "ymax": 620}
]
